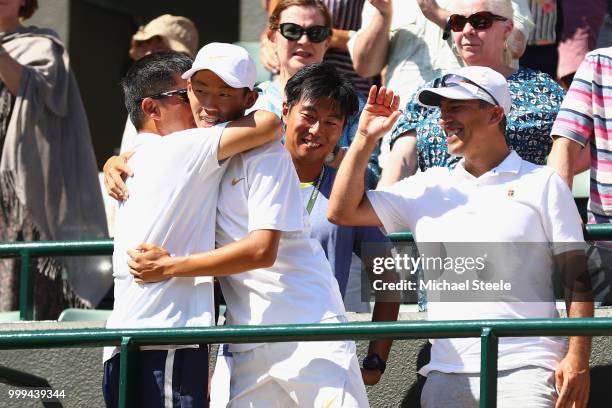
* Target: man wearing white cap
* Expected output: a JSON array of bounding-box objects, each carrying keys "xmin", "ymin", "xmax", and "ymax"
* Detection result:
[{"xmin": 328, "ymin": 67, "xmax": 594, "ymax": 407}]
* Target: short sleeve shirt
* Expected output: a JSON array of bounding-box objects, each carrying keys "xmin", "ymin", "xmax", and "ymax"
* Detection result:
[
  {"xmin": 551, "ymin": 47, "xmax": 612, "ymax": 224},
  {"xmin": 366, "ymin": 151, "xmax": 584, "ymax": 374}
]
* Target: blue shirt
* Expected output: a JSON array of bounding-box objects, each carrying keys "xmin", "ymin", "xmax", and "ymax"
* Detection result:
[
  {"xmin": 300, "ymin": 165, "xmax": 390, "ymax": 296},
  {"xmin": 389, "ymin": 67, "xmax": 566, "ymax": 171}
]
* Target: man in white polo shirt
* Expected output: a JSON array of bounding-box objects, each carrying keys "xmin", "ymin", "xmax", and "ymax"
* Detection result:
[
  {"xmin": 328, "ymin": 67, "xmax": 594, "ymax": 407},
  {"xmin": 102, "ymin": 50, "xmax": 281, "ymax": 408}
]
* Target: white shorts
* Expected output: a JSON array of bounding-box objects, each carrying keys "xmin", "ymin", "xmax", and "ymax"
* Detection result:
[{"xmin": 226, "ymin": 338, "xmax": 368, "ymax": 408}]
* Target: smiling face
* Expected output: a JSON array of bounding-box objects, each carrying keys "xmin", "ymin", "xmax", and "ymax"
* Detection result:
[
  {"xmin": 271, "ymin": 5, "xmax": 330, "ymax": 78},
  {"xmin": 282, "ymin": 96, "xmax": 345, "ymax": 166},
  {"xmin": 187, "ymin": 69, "xmax": 258, "ymax": 128},
  {"xmin": 451, "ymin": 0, "xmax": 513, "ymax": 67},
  {"xmin": 438, "ymin": 97, "xmax": 494, "ymax": 157}
]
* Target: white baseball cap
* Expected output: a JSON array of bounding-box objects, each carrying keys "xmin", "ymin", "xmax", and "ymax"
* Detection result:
[
  {"xmin": 181, "ymin": 42, "xmax": 257, "ymax": 90},
  {"xmin": 417, "ymin": 66, "xmax": 511, "ymax": 115}
]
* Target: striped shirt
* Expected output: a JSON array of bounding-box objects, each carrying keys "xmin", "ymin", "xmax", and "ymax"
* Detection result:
[
  {"xmin": 321, "ymin": 0, "xmax": 374, "ymax": 95},
  {"xmin": 551, "ymin": 47, "xmax": 612, "ymax": 224},
  {"xmin": 527, "ymin": 0, "xmax": 557, "ymax": 45}
]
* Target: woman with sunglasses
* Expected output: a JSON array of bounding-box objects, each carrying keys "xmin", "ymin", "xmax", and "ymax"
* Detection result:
[
  {"xmin": 251, "ymin": 0, "xmax": 381, "ymax": 188},
  {"xmin": 0, "ymin": 0, "xmax": 108, "ymax": 318},
  {"xmin": 378, "ymin": 0, "xmax": 565, "ymax": 186}
]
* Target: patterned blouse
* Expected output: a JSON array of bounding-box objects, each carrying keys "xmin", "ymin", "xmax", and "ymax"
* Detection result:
[{"xmin": 389, "ymin": 67, "xmax": 566, "ymax": 171}]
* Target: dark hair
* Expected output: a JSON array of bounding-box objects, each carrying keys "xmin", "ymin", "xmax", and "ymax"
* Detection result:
[
  {"xmin": 268, "ymin": 0, "xmax": 332, "ymax": 31},
  {"xmin": 285, "ymin": 62, "xmax": 359, "ymax": 125},
  {"xmin": 478, "ymin": 100, "xmax": 507, "ymax": 134},
  {"xmin": 120, "ymin": 51, "xmax": 192, "ymax": 130},
  {"xmin": 19, "ymin": 0, "xmax": 37, "ymax": 19}
]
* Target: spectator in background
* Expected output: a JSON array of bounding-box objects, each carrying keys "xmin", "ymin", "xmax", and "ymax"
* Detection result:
[
  {"xmin": 261, "ymin": 0, "xmax": 375, "ymax": 95},
  {"xmin": 350, "ymin": 0, "xmax": 533, "ymax": 170},
  {"xmin": 349, "ymin": 0, "xmax": 461, "ymax": 112},
  {"xmin": 519, "ymin": 0, "xmax": 559, "ymax": 78},
  {"xmin": 0, "ymin": 0, "xmax": 109, "ymax": 319},
  {"xmin": 548, "ymin": 47, "xmax": 612, "ymax": 304},
  {"xmin": 252, "ymin": 0, "xmax": 382, "ymax": 187},
  {"xmin": 557, "ymin": 0, "xmax": 606, "ymax": 88},
  {"xmin": 378, "ymin": 0, "xmax": 564, "ymax": 187},
  {"xmin": 119, "ymin": 14, "xmax": 199, "ymax": 154}
]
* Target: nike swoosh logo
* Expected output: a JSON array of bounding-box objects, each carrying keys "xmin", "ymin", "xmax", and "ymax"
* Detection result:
[{"xmin": 231, "ymin": 177, "xmax": 245, "ymax": 186}]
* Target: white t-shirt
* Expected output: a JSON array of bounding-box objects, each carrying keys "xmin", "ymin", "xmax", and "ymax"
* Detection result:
[
  {"xmin": 104, "ymin": 125, "xmax": 227, "ymax": 363},
  {"xmin": 367, "ymin": 151, "xmax": 585, "ymax": 375},
  {"xmin": 216, "ymin": 141, "xmax": 346, "ymax": 352}
]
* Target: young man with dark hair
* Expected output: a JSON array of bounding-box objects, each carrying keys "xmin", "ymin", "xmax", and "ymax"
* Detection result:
[{"xmin": 102, "ymin": 49, "xmax": 281, "ymax": 408}]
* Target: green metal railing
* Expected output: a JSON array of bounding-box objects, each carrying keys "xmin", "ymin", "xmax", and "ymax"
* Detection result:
[
  {"xmin": 0, "ymin": 224, "xmax": 610, "ymax": 407},
  {"xmin": 1, "ymin": 224, "xmax": 610, "ymax": 320},
  {"xmin": 1, "ymin": 318, "xmax": 612, "ymax": 408}
]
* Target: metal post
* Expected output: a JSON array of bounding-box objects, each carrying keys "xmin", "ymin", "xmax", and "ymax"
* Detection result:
[
  {"xmin": 479, "ymin": 327, "xmax": 498, "ymax": 408},
  {"xmin": 18, "ymin": 249, "xmax": 34, "ymax": 321},
  {"xmin": 118, "ymin": 337, "xmax": 137, "ymax": 408}
]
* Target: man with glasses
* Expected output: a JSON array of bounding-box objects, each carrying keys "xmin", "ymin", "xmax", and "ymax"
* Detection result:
[
  {"xmin": 101, "ymin": 50, "xmax": 281, "ymax": 408},
  {"xmin": 328, "ymin": 66, "xmax": 593, "ymax": 407}
]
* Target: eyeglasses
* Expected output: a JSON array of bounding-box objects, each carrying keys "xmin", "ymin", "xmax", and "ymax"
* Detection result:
[
  {"xmin": 277, "ymin": 23, "xmax": 331, "ymax": 43},
  {"xmin": 137, "ymin": 89, "xmax": 189, "ymax": 104},
  {"xmin": 441, "ymin": 73, "xmax": 501, "ymax": 107},
  {"xmin": 448, "ymin": 11, "xmax": 508, "ymax": 32}
]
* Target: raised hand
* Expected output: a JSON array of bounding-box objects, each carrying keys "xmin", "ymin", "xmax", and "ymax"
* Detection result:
[
  {"xmin": 357, "ymin": 85, "xmax": 402, "ymax": 143},
  {"xmin": 368, "ymin": 0, "xmax": 392, "ymax": 17}
]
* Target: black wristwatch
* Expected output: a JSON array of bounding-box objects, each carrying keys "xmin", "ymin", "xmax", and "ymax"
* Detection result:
[{"xmin": 362, "ymin": 353, "xmax": 387, "ymax": 374}]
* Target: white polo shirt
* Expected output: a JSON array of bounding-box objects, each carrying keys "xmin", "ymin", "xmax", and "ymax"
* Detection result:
[
  {"xmin": 104, "ymin": 125, "xmax": 227, "ymax": 363},
  {"xmin": 367, "ymin": 151, "xmax": 585, "ymax": 374},
  {"xmin": 216, "ymin": 141, "xmax": 346, "ymax": 352}
]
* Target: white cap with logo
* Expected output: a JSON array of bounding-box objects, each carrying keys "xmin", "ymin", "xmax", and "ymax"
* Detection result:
[
  {"xmin": 417, "ymin": 66, "xmax": 511, "ymax": 115},
  {"xmin": 181, "ymin": 42, "xmax": 257, "ymax": 90}
]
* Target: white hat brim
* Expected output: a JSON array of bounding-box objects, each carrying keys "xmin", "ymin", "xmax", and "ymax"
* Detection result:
[{"xmin": 417, "ymin": 86, "xmax": 484, "ymax": 108}]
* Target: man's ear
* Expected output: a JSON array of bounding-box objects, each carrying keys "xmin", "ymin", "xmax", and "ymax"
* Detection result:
[
  {"xmin": 281, "ymin": 100, "xmax": 290, "ymax": 123},
  {"xmin": 244, "ymin": 90, "xmax": 259, "ymax": 110},
  {"xmin": 489, "ymin": 106, "xmax": 504, "ymax": 126},
  {"xmin": 141, "ymin": 98, "xmax": 161, "ymax": 121}
]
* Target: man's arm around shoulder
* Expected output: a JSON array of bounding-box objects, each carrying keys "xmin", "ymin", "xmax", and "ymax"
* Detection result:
[{"xmin": 218, "ymin": 110, "xmax": 282, "ymax": 161}]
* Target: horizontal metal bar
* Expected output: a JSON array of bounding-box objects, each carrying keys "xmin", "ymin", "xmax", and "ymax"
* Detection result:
[
  {"xmin": 1, "ymin": 318, "xmax": 612, "ymax": 350},
  {"xmin": 0, "ymin": 239, "xmax": 114, "ymax": 258},
  {"xmin": 1, "ymin": 223, "xmax": 610, "ymax": 257}
]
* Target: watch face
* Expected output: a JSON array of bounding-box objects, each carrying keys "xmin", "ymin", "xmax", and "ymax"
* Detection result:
[{"xmin": 363, "ymin": 354, "xmax": 386, "ymax": 372}]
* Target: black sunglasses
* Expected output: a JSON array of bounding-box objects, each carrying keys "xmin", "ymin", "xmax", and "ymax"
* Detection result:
[
  {"xmin": 278, "ymin": 22, "xmax": 330, "ymax": 43},
  {"xmin": 137, "ymin": 88, "xmax": 189, "ymax": 104},
  {"xmin": 448, "ymin": 11, "xmax": 508, "ymax": 32}
]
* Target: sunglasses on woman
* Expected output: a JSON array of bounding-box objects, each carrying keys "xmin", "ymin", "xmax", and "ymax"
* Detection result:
[
  {"xmin": 448, "ymin": 11, "xmax": 508, "ymax": 32},
  {"xmin": 278, "ymin": 22, "xmax": 331, "ymax": 43},
  {"xmin": 137, "ymin": 89, "xmax": 189, "ymax": 104}
]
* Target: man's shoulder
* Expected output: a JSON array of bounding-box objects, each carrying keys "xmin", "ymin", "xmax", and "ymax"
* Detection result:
[
  {"xmin": 239, "ymin": 140, "xmax": 285, "ymax": 160},
  {"xmin": 585, "ymin": 47, "xmax": 612, "ymax": 62}
]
